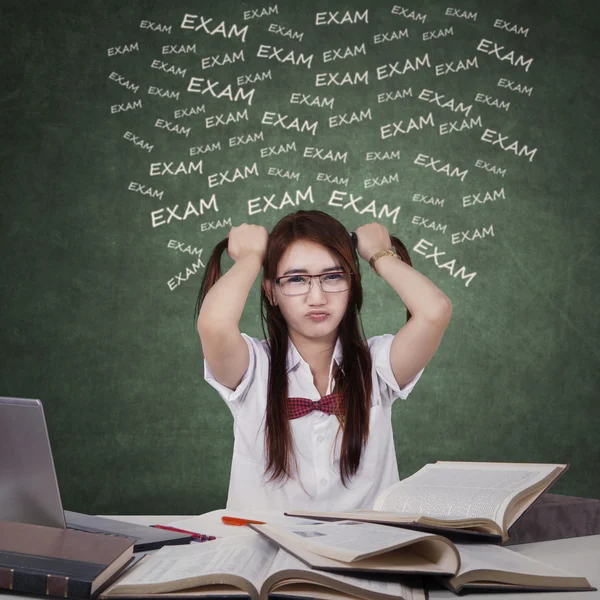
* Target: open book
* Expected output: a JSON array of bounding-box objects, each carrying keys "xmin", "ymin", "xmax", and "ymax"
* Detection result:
[
  {"xmin": 99, "ymin": 535, "xmax": 426, "ymax": 600},
  {"xmin": 287, "ymin": 461, "xmax": 568, "ymax": 543},
  {"xmin": 249, "ymin": 519, "xmax": 594, "ymax": 593}
]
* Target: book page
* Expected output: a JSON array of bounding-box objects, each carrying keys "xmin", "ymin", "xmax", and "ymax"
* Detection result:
[
  {"xmin": 109, "ymin": 535, "xmax": 278, "ymax": 593},
  {"xmin": 454, "ymin": 543, "xmax": 584, "ymax": 579},
  {"xmin": 265, "ymin": 548, "xmax": 427, "ymax": 600},
  {"xmin": 374, "ymin": 463, "xmax": 557, "ymax": 527},
  {"xmin": 258, "ymin": 520, "xmax": 435, "ymax": 562}
]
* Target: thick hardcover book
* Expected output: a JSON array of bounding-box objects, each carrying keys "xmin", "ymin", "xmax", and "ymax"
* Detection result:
[
  {"xmin": 248, "ymin": 520, "xmax": 594, "ymax": 594},
  {"xmin": 287, "ymin": 461, "xmax": 569, "ymax": 544},
  {"xmin": 0, "ymin": 520, "xmax": 135, "ymax": 598},
  {"xmin": 100, "ymin": 535, "xmax": 426, "ymax": 600}
]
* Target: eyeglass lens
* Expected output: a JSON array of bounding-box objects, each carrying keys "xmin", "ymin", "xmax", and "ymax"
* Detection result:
[{"xmin": 279, "ymin": 273, "xmax": 350, "ymax": 295}]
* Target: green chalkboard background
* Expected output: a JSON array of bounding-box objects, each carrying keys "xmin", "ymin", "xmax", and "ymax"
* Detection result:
[{"xmin": 1, "ymin": 0, "xmax": 599, "ymax": 514}]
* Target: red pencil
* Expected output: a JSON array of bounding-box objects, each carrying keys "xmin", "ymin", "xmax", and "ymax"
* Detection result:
[{"xmin": 151, "ymin": 524, "xmax": 215, "ymax": 540}]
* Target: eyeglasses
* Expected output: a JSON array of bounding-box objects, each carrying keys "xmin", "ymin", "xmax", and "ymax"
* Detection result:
[{"xmin": 275, "ymin": 271, "xmax": 352, "ymax": 296}]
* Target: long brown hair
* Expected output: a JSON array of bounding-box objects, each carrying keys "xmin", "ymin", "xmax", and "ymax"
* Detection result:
[{"xmin": 194, "ymin": 210, "xmax": 413, "ymax": 487}]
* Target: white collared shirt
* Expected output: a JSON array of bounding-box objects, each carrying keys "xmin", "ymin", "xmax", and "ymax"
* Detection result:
[{"xmin": 204, "ymin": 333, "xmax": 425, "ymax": 511}]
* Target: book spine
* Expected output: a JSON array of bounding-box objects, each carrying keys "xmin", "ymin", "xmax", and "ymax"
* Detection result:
[{"xmin": 0, "ymin": 567, "xmax": 91, "ymax": 598}]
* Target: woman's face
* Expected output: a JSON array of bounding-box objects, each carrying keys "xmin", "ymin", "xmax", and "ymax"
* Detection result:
[{"xmin": 267, "ymin": 240, "xmax": 351, "ymax": 339}]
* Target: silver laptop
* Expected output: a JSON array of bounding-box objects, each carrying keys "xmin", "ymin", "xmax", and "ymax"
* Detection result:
[{"xmin": 0, "ymin": 396, "xmax": 194, "ymax": 551}]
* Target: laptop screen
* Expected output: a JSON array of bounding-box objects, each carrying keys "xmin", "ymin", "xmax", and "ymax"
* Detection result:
[{"xmin": 0, "ymin": 396, "xmax": 67, "ymax": 528}]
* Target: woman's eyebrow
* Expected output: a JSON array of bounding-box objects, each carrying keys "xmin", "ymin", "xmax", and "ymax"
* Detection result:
[{"xmin": 282, "ymin": 265, "xmax": 343, "ymax": 276}]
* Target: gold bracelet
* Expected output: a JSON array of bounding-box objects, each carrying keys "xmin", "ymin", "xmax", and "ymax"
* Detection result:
[{"xmin": 369, "ymin": 247, "xmax": 399, "ymax": 272}]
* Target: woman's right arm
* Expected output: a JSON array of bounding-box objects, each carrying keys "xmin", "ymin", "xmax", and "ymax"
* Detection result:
[
  {"xmin": 197, "ymin": 253, "xmax": 263, "ymax": 331},
  {"xmin": 197, "ymin": 225, "xmax": 267, "ymax": 390}
]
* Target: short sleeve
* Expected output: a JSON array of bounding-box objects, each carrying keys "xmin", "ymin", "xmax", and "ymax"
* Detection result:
[
  {"xmin": 369, "ymin": 334, "xmax": 425, "ymax": 405},
  {"xmin": 203, "ymin": 333, "xmax": 263, "ymax": 412}
]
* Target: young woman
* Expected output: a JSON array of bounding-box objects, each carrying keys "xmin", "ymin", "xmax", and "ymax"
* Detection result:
[{"xmin": 195, "ymin": 210, "xmax": 452, "ymax": 511}]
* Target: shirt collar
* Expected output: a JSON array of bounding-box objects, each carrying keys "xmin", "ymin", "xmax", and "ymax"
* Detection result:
[{"xmin": 286, "ymin": 336, "xmax": 344, "ymax": 374}]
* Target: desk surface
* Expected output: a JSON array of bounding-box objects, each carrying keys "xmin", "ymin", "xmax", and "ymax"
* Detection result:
[{"xmin": 1, "ymin": 515, "xmax": 599, "ymax": 600}]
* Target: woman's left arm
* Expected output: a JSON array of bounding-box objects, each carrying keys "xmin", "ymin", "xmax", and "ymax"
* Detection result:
[
  {"xmin": 373, "ymin": 254, "xmax": 452, "ymax": 389},
  {"xmin": 355, "ymin": 223, "xmax": 452, "ymax": 389}
]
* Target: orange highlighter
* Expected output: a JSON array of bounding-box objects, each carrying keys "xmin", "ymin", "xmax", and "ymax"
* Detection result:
[{"xmin": 221, "ymin": 516, "xmax": 267, "ymax": 526}]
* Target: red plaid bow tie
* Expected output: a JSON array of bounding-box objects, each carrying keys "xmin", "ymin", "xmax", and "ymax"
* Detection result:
[{"xmin": 288, "ymin": 393, "xmax": 343, "ymax": 420}]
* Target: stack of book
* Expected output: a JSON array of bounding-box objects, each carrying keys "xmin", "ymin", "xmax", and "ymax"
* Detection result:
[
  {"xmin": 0, "ymin": 520, "xmax": 136, "ymax": 599},
  {"xmin": 98, "ymin": 461, "xmax": 595, "ymax": 600}
]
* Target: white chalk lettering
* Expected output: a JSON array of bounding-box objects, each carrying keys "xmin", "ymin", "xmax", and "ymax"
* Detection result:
[
  {"xmin": 323, "ymin": 43, "xmax": 366, "ymax": 63},
  {"xmin": 435, "ymin": 57, "xmax": 479, "ymax": 76},
  {"xmin": 174, "ymin": 105, "xmax": 206, "ymax": 119},
  {"xmin": 423, "ymin": 26, "xmax": 453, "ymax": 41},
  {"xmin": 155, "ymin": 118, "xmax": 191, "ymax": 137},
  {"xmin": 497, "ymin": 77, "xmax": 533, "ymax": 96},
  {"xmin": 315, "ymin": 71, "xmax": 369, "ymax": 86},
  {"xmin": 475, "ymin": 92, "xmax": 510, "ymax": 111},
  {"xmin": 150, "ymin": 59, "xmax": 187, "ymax": 78},
  {"xmin": 445, "ymin": 8, "xmax": 477, "ymax": 21},
  {"xmin": 205, "ymin": 109, "xmax": 248, "ymax": 128},
  {"xmin": 462, "ymin": 188, "xmax": 505, "ymax": 208},
  {"xmin": 413, "ymin": 193, "xmax": 444, "ymax": 207},
  {"xmin": 207, "ymin": 163, "xmax": 259, "ymax": 187},
  {"xmin": 150, "ymin": 160, "xmax": 203, "ymax": 176},
  {"xmin": 476, "ymin": 38, "xmax": 533, "ymax": 72},
  {"xmin": 237, "ymin": 70, "xmax": 272, "ymax": 85},
  {"xmin": 229, "ymin": 131, "xmax": 264, "ymax": 147},
  {"xmin": 439, "ymin": 116, "xmax": 482, "ymax": 135},
  {"xmin": 201, "ymin": 50, "xmax": 245, "ymax": 69},
  {"xmin": 190, "ymin": 142, "xmax": 221, "ymax": 155},
  {"xmin": 303, "ymin": 146, "xmax": 347, "ymax": 162},
  {"xmin": 108, "ymin": 42, "xmax": 139, "ymax": 57},
  {"xmin": 378, "ymin": 88, "xmax": 412, "ymax": 103},
  {"xmin": 316, "ymin": 172, "xmax": 349, "ymax": 186},
  {"xmin": 167, "ymin": 239, "xmax": 203, "ymax": 257},
  {"xmin": 474, "ymin": 159, "xmax": 507, "ymax": 177},
  {"xmin": 328, "ymin": 190, "xmax": 401, "ymax": 224},
  {"xmin": 329, "ymin": 109, "xmax": 372, "ymax": 128},
  {"xmin": 290, "ymin": 92, "xmax": 335, "ymax": 110},
  {"xmin": 259, "ymin": 142, "xmax": 297, "ymax": 158},
  {"xmin": 267, "ymin": 167, "xmax": 301, "ymax": 181},
  {"xmin": 167, "ymin": 255, "xmax": 206, "ymax": 290},
  {"xmin": 257, "ymin": 44, "xmax": 313, "ymax": 68},
  {"xmin": 187, "ymin": 77, "xmax": 254, "ymax": 105},
  {"xmin": 493, "ymin": 19, "xmax": 529, "ymax": 37},
  {"xmin": 377, "ymin": 54, "xmax": 430, "ymax": 80},
  {"xmin": 152, "ymin": 195, "xmax": 218, "ymax": 228},
  {"xmin": 480, "ymin": 128, "xmax": 537, "ymax": 161},
  {"xmin": 268, "ymin": 23, "xmax": 304, "ymax": 42},
  {"xmin": 128, "ymin": 181, "xmax": 163, "ymax": 199},
  {"xmin": 391, "ymin": 6, "xmax": 426, "ymax": 23},
  {"xmin": 374, "ymin": 29, "xmax": 408, "ymax": 44},
  {"xmin": 162, "ymin": 44, "xmax": 196, "ymax": 54},
  {"xmin": 123, "ymin": 131, "xmax": 153, "ymax": 152},
  {"xmin": 381, "ymin": 112, "xmax": 434, "ymax": 138},
  {"xmin": 364, "ymin": 173, "xmax": 399, "ymax": 188},
  {"xmin": 418, "ymin": 88, "xmax": 472, "ymax": 116},
  {"xmin": 243, "ymin": 5, "xmax": 279, "ymax": 20},
  {"xmin": 261, "ymin": 111, "xmax": 318, "ymax": 135},
  {"xmin": 180, "ymin": 14, "xmax": 248, "ymax": 42},
  {"xmin": 414, "ymin": 153, "xmax": 468, "ymax": 181},
  {"xmin": 109, "ymin": 71, "xmax": 139, "ymax": 94},
  {"xmin": 140, "ymin": 20, "xmax": 172, "ymax": 33},
  {"xmin": 148, "ymin": 86, "xmax": 180, "ymax": 100},
  {"xmin": 414, "ymin": 238, "xmax": 477, "ymax": 286},
  {"xmin": 316, "ymin": 10, "xmax": 369, "ymax": 25},
  {"xmin": 451, "ymin": 225, "xmax": 495, "ymax": 244},
  {"xmin": 412, "ymin": 216, "xmax": 447, "ymax": 234},
  {"xmin": 248, "ymin": 187, "xmax": 314, "ymax": 215},
  {"xmin": 366, "ymin": 151, "xmax": 401, "ymax": 161},
  {"xmin": 110, "ymin": 100, "xmax": 142, "ymax": 114}
]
